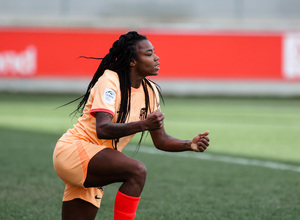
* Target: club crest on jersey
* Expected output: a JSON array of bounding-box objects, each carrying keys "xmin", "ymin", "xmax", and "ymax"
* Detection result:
[
  {"xmin": 139, "ymin": 108, "xmax": 147, "ymax": 120},
  {"xmin": 103, "ymin": 88, "xmax": 116, "ymax": 104}
]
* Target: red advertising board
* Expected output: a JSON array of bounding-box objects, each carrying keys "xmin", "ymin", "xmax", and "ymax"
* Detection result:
[
  {"xmin": 0, "ymin": 27, "xmax": 299, "ymax": 81},
  {"xmin": 148, "ymin": 32, "xmax": 282, "ymax": 80}
]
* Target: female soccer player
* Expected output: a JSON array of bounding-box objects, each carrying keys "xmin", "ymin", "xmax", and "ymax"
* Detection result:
[{"xmin": 53, "ymin": 31, "xmax": 210, "ymax": 220}]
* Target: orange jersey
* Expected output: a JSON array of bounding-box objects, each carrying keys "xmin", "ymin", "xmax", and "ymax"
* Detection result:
[{"xmin": 59, "ymin": 69, "xmax": 160, "ymax": 152}]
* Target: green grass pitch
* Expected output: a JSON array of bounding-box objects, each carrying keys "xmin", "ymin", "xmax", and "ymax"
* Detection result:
[{"xmin": 0, "ymin": 92, "xmax": 299, "ymax": 219}]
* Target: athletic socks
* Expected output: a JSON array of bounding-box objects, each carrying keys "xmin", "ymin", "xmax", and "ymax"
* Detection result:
[{"xmin": 114, "ymin": 190, "xmax": 141, "ymax": 220}]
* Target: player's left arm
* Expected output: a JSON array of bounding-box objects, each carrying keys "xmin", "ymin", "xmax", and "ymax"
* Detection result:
[{"xmin": 150, "ymin": 126, "xmax": 210, "ymax": 152}]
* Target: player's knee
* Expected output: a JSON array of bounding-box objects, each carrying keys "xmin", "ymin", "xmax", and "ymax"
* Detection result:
[{"xmin": 131, "ymin": 161, "xmax": 147, "ymax": 185}]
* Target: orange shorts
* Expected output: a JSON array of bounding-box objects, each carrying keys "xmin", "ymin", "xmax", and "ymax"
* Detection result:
[{"xmin": 53, "ymin": 139, "xmax": 107, "ymax": 208}]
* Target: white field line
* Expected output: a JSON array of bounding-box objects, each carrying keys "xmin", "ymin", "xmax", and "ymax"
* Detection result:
[{"xmin": 126, "ymin": 145, "xmax": 300, "ymax": 173}]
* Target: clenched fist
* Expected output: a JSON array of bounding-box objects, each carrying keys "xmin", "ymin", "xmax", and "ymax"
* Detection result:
[
  {"xmin": 142, "ymin": 110, "xmax": 165, "ymax": 131},
  {"xmin": 191, "ymin": 131, "xmax": 210, "ymax": 152}
]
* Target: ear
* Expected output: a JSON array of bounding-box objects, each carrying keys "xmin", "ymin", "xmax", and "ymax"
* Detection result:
[{"xmin": 130, "ymin": 59, "xmax": 136, "ymax": 67}]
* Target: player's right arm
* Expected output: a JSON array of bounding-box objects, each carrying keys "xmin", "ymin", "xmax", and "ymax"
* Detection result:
[{"xmin": 95, "ymin": 110, "xmax": 164, "ymax": 139}]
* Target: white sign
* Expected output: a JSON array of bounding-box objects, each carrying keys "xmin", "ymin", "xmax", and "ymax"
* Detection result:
[
  {"xmin": 283, "ymin": 34, "xmax": 300, "ymax": 79},
  {"xmin": 0, "ymin": 45, "xmax": 37, "ymax": 76}
]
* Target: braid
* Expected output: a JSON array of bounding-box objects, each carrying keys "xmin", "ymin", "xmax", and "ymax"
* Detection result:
[
  {"xmin": 70, "ymin": 31, "xmax": 146, "ymax": 116},
  {"xmin": 132, "ymin": 78, "xmax": 164, "ymax": 155},
  {"xmin": 66, "ymin": 31, "xmax": 163, "ymax": 151}
]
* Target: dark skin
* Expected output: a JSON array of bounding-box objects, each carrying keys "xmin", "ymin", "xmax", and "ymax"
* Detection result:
[{"xmin": 62, "ymin": 39, "xmax": 210, "ymax": 220}]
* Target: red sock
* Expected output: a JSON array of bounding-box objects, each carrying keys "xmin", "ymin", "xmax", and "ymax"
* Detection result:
[{"xmin": 114, "ymin": 191, "xmax": 141, "ymax": 220}]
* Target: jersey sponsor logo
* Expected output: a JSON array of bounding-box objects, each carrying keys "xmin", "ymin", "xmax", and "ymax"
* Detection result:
[{"xmin": 103, "ymin": 88, "xmax": 116, "ymax": 104}]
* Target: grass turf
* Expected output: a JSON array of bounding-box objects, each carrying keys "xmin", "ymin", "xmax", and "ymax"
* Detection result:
[{"xmin": 0, "ymin": 93, "xmax": 299, "ymax": 219}]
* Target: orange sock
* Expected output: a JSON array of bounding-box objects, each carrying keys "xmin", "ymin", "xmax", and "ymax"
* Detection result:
[{"xmin": 114, "ymin": 191, "xmax": 141, "ymax": 220}]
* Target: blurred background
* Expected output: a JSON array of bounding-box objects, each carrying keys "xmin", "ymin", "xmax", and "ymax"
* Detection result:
[
  {"xmin": 1, "ymin": 0, "xmax": 300, "ymax": 30},
  {"xmin": 1, "ymin": 0, "xmax": 300, "ymax": 96}
]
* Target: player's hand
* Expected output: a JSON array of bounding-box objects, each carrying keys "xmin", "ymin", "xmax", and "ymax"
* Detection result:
[
  {"xmin": 142, "ymin": 110, "xmax": 164, "ymax": 131},
  {"xmin": 191, "ymin": 131, "xmax": 210, "ymax": 152}
]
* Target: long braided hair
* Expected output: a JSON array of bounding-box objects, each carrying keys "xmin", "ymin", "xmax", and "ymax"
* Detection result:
[{"xmin": 71, "ymin": 31, "xmax": 163, "ymax": 150}]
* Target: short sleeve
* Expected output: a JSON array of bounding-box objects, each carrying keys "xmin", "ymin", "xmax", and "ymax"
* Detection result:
[{"xmin": 90, "ymin": 70, "xmax": 120, "ymax": 117}]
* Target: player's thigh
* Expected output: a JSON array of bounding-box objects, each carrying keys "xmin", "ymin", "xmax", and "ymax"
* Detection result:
[
  {"xmin": 84, "ymin": 148, "xmax": 147, "ymax": 187},
  {"xmin": 62, "ymin": 199, "xmax": 98, "ymax": 220}
]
